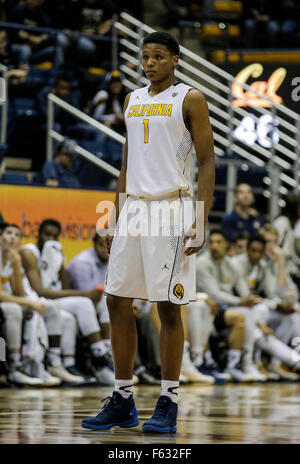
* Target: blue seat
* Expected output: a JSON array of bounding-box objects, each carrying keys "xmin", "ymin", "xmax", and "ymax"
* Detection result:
[{"xmin": 1, "ymin": 172, "xmax": 29, "ymax": 185}]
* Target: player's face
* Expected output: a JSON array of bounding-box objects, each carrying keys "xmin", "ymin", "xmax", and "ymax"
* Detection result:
[
  {"xmin": 247, "ymin": 241, "xmax": 265, "ymax": 265},
  {"xmin": 1, "ymin": 227, "xmax": 21, "ymax": 250},
  {"xmin": 39, "ymin": 225, "xmax": 60, "ymax": 248},
  {"xmin": 263, "ymin": 232, "xmax": 278, "ymax": 254},
  {"xmin": 209, "ymin": 234, "xmax": 228, "ymax": 259},
  {"xmin": 94, "ymin": 236, "xmax": 110, "ymax": 262},
  {"xmin": 235, "ymin": 238, "xmax": 248, "ymax": 255},
  {"xmin": 142, "ymin": 44, "xmax": 178, "ymax": 83}
]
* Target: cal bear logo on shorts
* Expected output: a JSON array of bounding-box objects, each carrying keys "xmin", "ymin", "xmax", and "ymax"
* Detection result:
[{"xmin": 173, "ymin": 283, "xmax": 184, "ymax": 300}]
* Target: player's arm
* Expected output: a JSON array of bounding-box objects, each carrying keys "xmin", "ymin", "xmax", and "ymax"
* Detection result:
[
  {"xmin": 59, "ymin": 265, "xmax": 70, "ymax": 290},
  {"xmin": 0, "ymin": 289, "xmax": 45, "ymax": 315},
  {"xmin": 20, "ymin": 249, "xmax": 101, "ymax": 301},
  {"xmin": 8, "ymin": 249, "xmax": 25, "ymax": 297},
  {"xmin": 183, "ymin": 90, "xmax": 215, "ymax": 256}
]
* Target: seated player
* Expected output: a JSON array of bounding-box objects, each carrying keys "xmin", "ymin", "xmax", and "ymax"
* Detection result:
[
  {"xmin": 232, "ymin": 232, "xmax": 300, "ymax": 380},
  {"xmin": 1, "ymin": 223, "xmax": 89, "ymax": 385},
  {"xmin": 196, "ymin": 229, "xmax": 267, "ymax": 381},
  {"xmin": 19, "ymin": 219, "xmax": 114, "ymax": 385}
]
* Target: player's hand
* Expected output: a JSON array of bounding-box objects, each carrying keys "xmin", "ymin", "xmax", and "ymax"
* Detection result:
[
  {"xmin": 27, "ymin": 301, "xmax": 46, "ymax": 315},
  {"xmin": 239, "ymin": 294, "xmax": 262, "ymax": 307},
  {"xmin": 83, "ymin": 289, "xmax": 103, "ymax": 302},
  {"xmin": 205, "ymin": 297, "xmax": 219, "ymax": 316},
  {"xmin": 257, "ymin": 322, "xmax": 275, "ymax": 337},
  {"xmin": 277, "ymin": 301, "xmax": 295, "ymax": 314},
  {"xmin": 7, "ymin": 249, "xmax": 22, "ymax": 267},
  {"xmin": 183, "ymin": 222, "xmax": 206, "ymax": 256}
]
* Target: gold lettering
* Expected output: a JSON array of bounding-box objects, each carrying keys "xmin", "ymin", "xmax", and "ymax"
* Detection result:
[
  {"xmin": 147, "ymin": 104, "xmax": 153, "ymax": 116},
  {"xmin": 152, "ymin": 104, "xmax": 158, "ymax": 116},
  {"xmin": 232, "ymin": 63, "xmax": 286, "ymax": 108},
  {"xmin": 165, "ymin": 104, "xmax": 173, "ymax": 116}
]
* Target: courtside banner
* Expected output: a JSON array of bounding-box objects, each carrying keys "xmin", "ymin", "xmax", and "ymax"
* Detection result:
[{"xmin": 1, "ymin": 185, "xmax": 115, "ymax": 263}]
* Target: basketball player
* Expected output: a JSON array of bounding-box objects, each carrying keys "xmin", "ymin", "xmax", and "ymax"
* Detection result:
[{"xmin": 82, "ymin": 31, "xmax": 215, "ymax": 433}]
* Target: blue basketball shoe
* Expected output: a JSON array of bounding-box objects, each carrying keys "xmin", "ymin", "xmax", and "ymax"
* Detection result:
[
  {"xmin": 142, "ymin": 396, "xmax": 177, "ymax": 433},
  {"xmin": 81, "ymin": 391, "xmax": 139, "ymax": 430}
]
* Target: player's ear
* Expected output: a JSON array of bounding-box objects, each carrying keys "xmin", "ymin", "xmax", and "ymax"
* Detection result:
[{"xmin": 172, "ymin": 55, "xmax": 179, "ymax": 69}]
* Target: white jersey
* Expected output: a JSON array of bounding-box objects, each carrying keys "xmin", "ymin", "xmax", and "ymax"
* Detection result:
[
  {"xmin": 125, "ymin": 82, "xmax": 194, "ymax": 199},
  {"xmin": 21, "ymin": 241, "xmax": 64, "ymax": 291}
]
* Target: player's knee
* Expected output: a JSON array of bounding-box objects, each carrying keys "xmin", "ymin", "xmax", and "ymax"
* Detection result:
[
  {"xmin": 158, "ymin": 305, "xmax": 181, "ymax": 327},
  {"xmin": 226, "ymin": 310, "xmax": 245, "ymax": 328},
  {"xmin": 1, "ymin": 303, "xmax": 22, "ymax": 322}
]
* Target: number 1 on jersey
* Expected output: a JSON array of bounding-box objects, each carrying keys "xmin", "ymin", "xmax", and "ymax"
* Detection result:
[{"xmin": 143, "ymin": 119, "xmax": 149, "ymax": 143}]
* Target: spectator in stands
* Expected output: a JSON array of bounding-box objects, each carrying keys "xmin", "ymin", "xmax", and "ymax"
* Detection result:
[
  {"xmin": 8, "ymin": 0, "xmax": 63, "ymax": 66},
  {"xmin": 35, "ymin": 73, "xmax": 80, "ymax": 130},
  {"xmin": 49, "ymin": 0, "xmax": 118, "ymax": 67},
  {"xmin": 221, "ymin": 183, "xmax": 265, "ymax": 242},
  {"xmin": 92, "ymin": 71, "xmax": 126, "ymax": 133},
  {"xmin": 40, "ymin": 138, "xmax": 80, "ymax": 188},
  {"xmin": 241, "ymin": 0, "xmax": 283, "ymax": 48},
  {"xmin": 0, "ymin": 29, "xmax": 29, "ymax": 69},
  {"xmin": 90, "ymin": 71, "xmax": 125, "ymax": 170}
]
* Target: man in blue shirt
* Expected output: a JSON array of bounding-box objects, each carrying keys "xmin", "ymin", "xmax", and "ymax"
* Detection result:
[
  {"xmin": 222, "ymin": 183, "xmax": 265, "ymax": 241},
  {"xmin": 40, "ymin": 138, "xmax": 80, "ymax": 188}
]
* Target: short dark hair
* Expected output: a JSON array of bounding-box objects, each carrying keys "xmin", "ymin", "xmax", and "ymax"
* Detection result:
[
  {"xmin": 2, "ymin": 223, "xmax": 21, "ymax": 233},
  {"xmin": 209, "ymin": 228, "xmax": 228, "ymax": 241},
  {"xmin": 38, "ymin": 219, "xmax": 62, "ymax": 236},
  {"xmin": 53, "ymin": 72, "xmax": 72, "ymax": 86},
  {"xmin": 143, "ymin": 32, "xmax": 180, "ymax": 56},
  {"xmin": 0, "ymin": 221, "xmax": 9, "ymax": 234},
  {"xmin": 233, "ymin": 232, "xmax": 249, "ymax": 243},
  {"xmin": 247, "ymin": 234, "xmax": 266, "ymax": 248}
]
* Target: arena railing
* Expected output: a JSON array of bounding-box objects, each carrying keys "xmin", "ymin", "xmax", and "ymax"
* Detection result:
[
  {"xmin": 47, "ymin": 93, "xmax": 123, "ymax": 179},
  {"xmin": 0, "ymin": 64, "xmax": 8, "ymax": 145},
  {"xmin": 114, "ymin": 11, "xmax": 300, "ymax": 220}
]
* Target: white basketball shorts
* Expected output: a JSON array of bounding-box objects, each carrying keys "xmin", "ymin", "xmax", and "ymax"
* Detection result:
[{"xmin": 104, "ymin": 194, "xmax": 196, "ymax": 305}]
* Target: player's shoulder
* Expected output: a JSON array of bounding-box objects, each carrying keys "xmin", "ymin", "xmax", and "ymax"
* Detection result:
[{"xmin": 184, "ymin": 88, "xmax": 206, "ymax": 105}]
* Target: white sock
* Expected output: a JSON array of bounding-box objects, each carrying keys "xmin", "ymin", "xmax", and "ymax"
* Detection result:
[
  {"xmin": 9, "ymin": 353, "xmax": 21, "ymax": 369},
  {"xmin": 227, "ymin": 349, "xmax": 241, "ymax": 369},
  {"xmin": 258, "ymin": 335, "xmax": 300, "ymax": 367},
  {"xmin": 103, "ymin": 339, "xmax": 112, "ymax": 354},
  {"xmin": 204, "ymin": 350, "xmax": 215, "ymax": 367},
  {"xmin": 91, "ymin": 340, "xmax": 108, "ymax": 357},
  {"xmin": 47, "ymin": 348, "xmax": 61, "ymax": 367},
  {"xmin": 63, "ymin": 356, "xmax": 76, "ymax": 368},
  {"xmin": 115, "ymin": 379, "xmax": 134, "ymax": 399},
  {"xmin": 182, "ymin": 341, "xmax": 191, "ymax": 365},
  {"xmin": 191, "ymin": 347, "xmax": 204, "ymax": 367},
  {"xmin": 161, "ymin": 380, "xmax": 179, "ymax": 404}
]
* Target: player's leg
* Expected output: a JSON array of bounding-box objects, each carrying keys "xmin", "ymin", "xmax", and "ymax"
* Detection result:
[
  {"xmin": 142, "ymin": 301, "xmax": 181, "ymax": 433},
  {"xmin": 1, "ymin": 303, "xmax": 43, "ymax": 386},
  {"xmin": 57, "ymin": 296, "xmax": 114, "ymax": 384},
  {"xmin": 180, "ymin": 304, "xmax": 215, "ymax": 384},
  {"xmin": 81, "ymin": 295, "xmax": 139, "ymax": 430}
]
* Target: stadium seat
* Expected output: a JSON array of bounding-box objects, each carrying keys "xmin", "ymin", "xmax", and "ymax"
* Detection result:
[{"xmin": 1, "ymin": 171, "xmax": 29, "ymax": 185}]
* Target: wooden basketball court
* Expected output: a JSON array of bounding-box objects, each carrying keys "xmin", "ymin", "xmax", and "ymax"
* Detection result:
[{"xmin": 1, "ymin": 383, "xmax": 300, "ymax": 444}]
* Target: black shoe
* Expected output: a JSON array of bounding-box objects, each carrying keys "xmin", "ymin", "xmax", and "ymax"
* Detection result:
[
  {"xmin": 81, "ymin": 391, "xmax": 139, "ymax": 430},
  {"xmin": 134, "ymin": 366, "xmax": 160, "ymax": 385},
  {"xmin": 142, "ymin": 396, "xmax": 177, "ymax": 433},
  {"xmin": 65, "ymin": 366, "xmax": 97, "ymax": 385}
]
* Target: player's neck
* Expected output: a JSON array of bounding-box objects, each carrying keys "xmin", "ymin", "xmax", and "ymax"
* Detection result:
[{"xmin": 148, "ymin": 75, "xmax": 176, "ymax": 96}]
